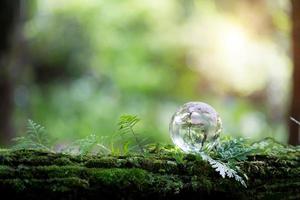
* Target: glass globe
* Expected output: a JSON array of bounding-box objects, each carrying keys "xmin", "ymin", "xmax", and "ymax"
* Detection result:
[{"xmin": 169, "ymin": 102, "xmax": 222, "ymax": 153}]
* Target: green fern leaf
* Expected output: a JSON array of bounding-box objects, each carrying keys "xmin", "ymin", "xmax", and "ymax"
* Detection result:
[
  {"xmin": 65, "ymin": 134, "xmax": 111, "ymax": 155},
  {"xmin": 215, "ymin": 137, "xmax": 254, "ymax": 162},
  {"xmin": 201, "ymin": 152, "xmax": 247, "ymax": 187},
  {"xmin": 117, "ymin": 114, "xmax": 144, "ymax": 153},
  {"xmin": 12, "ymin": 119, "xmax": 51, "ymax": 151}
]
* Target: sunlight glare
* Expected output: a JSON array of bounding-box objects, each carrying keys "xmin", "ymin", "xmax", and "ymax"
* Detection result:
[{"xmin": 221, "ymin": 24, "xmax": 247, "ymax": 58}]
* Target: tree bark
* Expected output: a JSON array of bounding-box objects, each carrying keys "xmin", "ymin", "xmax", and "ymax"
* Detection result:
[
  {"xmin": 0, "ymin": 149, "xmax": 299, "ymax": 199},
  {"xmin": 289, "ymin": 0, "xmax": 300, "ymax": 145},
  {"xmin": 0, "ymin": 1, "xmax": 21, "ymax": 144}
]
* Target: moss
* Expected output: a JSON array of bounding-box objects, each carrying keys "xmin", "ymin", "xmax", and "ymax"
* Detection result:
[
  {"xmin": 85, "ymin": 167, "xmax": 184, "ymax": 199},
  {"xmin": 85, "ymin": 157, "xmax": 122, "ymax": 168},
  {"xmin": 0, "ymin": 165, "xmax": 15, "ymax": 178},
  {"xmin": 0, "ymin": 148, "xmax": 299, "ymax": 199},
  {"xmin": 0, "ymin": 178, "xmax": 26, "ymax": 192},
  {"xmin": 190, "ymin": 175, "xmax": 213, "ymax": 191},
  {"xmin": 42, "ymin": 177, "xmax": 89, "ymax": 192},
  {"xmin": 89, "ymin": 168, "xmax": 150, "ymax": 187},
  {"xmin": 0, "ymin": 149, "xmax": 81, "ymax": 167}
]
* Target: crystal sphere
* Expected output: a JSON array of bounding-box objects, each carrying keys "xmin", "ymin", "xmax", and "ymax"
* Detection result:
[{"xmin": 169, "ymin": 102, "xmax": 222, "ymax": 153}]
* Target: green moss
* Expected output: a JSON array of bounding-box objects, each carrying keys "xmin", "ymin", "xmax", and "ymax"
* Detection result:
[
  {"xmin": 89, "ymin": 168, "xmax": 150, "ymax": 186},
  {"xmin": 0, "ymin": 166, "xmax": 15, "ymax": 178},
  {"xmin": 0, "ymin": 178, "xmax": 26, "ymax": 192},
  {"xmin": 85, "ymin": 157, "xmax": 121, "ymax": 168},
  {"xmin": 0, "ymin": 148, "xmax": 299, "ymax": 199},
  {"xmin": 44, "ymin": 177, "xmax": 89, "ymax": 192},
  {"xmin": 87, "ymin": 168, "xmax": 184, "ymax": 196}
]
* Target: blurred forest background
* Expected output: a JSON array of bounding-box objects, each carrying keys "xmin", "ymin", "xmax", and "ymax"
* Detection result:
[{"xmin": 1, "ymin": 0, "xmax": 299, "ymax": 147}]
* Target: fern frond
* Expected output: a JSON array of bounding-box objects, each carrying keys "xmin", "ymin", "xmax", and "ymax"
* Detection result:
[
  {"xmin": 201, "ymin": 152, "xmax": 247, "ymax": 187},
  {"xmin": 117, "ymin": 114, "xmax": 144, "ymax": 153},
  {"xmin": 215, "ymin": 137, "xmax": 254, "ymax": 162},
  {"xmin": 75, "ymin": 134, "xmax": 98, "ymax": 155},
  {"xmin": 12, "ymin": 119, "xmax": 51, "ymax": 151},
  {"xmin": 118, "ymin": 115, "xmax": 140, "ymax": 133},
  {"xmin": 65, "ymin": 134, "xmax": 111, "ymax": 155}
]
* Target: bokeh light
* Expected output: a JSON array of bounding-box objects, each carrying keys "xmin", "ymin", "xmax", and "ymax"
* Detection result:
[{"xmin": 9, "ymin": 0, "xmax": 292, "ymax": 145}]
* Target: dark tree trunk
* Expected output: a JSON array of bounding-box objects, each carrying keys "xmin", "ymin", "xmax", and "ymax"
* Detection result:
[
  {"xmin": 0, "ymin": 1, "xmax": 21, "ymax": 144},
  {"xmin": 289, "ymin": 0, "xmax": 300, "ymax": 145},
  {"xmin": 0, "ymin": 77, "xmax": 14, "ymax": 144}
]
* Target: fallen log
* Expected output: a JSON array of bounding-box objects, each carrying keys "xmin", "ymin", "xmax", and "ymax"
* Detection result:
[{"xmin": 0, "ymin": 148, "xmax": 299, "ymax": 199}]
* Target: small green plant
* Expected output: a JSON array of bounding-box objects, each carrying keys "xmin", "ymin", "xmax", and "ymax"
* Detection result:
[
  {"xmin": 64, "ymin": 114, "xmax": 146, "ymax": 155},
  {"xmin": 214, "ymin": 138, "xmax": 255, "ymax": 161},
  {"xmin": 201, "ymin": 153, "xmax": 247, "ymax": 187},
  {"xmin": 65, "ymin": 134, "xmax": 111, "ymax": 155},
  {"xmin": 117, "ymin": 114, "xmax": 144, "ymax": 153},
  {"xmin": 12, "ymin": 119, "xmax": 52, "ymax": 151},
  {"xmin": 201, "ymin": 136, "xmax": 300, "ymax": 187},
  {"xmin": 200, "ymin": 137, "xmax": 254, "ymax": 187}
]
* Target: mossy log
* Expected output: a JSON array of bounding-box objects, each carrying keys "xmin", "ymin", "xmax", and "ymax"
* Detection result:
[{"xmin": 0, "ymin": 148, "xmax": 299, "ymax": 199}]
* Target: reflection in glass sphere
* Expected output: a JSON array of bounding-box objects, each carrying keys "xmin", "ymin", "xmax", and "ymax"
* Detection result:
[{"xmin": 169, "ymin": 102, "xmax": 222, "ymax": 153}]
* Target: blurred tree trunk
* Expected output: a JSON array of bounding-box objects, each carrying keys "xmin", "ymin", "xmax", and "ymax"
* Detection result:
[
  {"xmin": 0, "ymin": 1, "xmax": 21, "ymax": 144},
  {"xmin": 289, "ymin": 0, "xmax": 300, "ymax": 145}
]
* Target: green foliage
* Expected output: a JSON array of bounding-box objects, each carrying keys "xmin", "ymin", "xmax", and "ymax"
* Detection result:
[
  {"xmin": 199, "ymin": 138, "xmax": 252, "ymax": 187},
  {"xmin": 118, "ymin": 115, "xmax": 140, "ymax": 134},
  {"xmin": 64, "ymin": 114, "xmax": 145, "ymax": 155},
  {"xmin": 10, "ymin": 115, "xmax": 145, "ymax": 156},
  {"xmin": 146, "ymin": 144, "xmax": 186, "ymax": 164},
  {"xmin": 201, "ymin": 153, "xmax": 247, "ymax": 187},
  {"xmin": 202, "ymin": 137, "xmax": 287, "ymax": 187},
  {"xmin": 65, "ymin": 134, "xmax": 111, "ymax": 155},
  {"xmin": 170, "ymin": 149, "xmax": 186, "ymax": 164},
  {"xmin": 75, "ymin": 134, "xmax": 99, "ymax": 155},
  {"xmin": 143, "ymin": 140, "xmax": 249, "ymax": 187},
  {"xmin": 202, "ymin": 136, "xmax": 300, "ymax": 187},
  {"xmin": 213, "ymin": 137, "xmax": 255, "ymax": 161},
  {"xmin": 12, "ymin": 120, "xmax": 51, "ymax": 151},
  {"xmin": 117, "ymin": 114, "xmax": 144, "ymax": 153}
]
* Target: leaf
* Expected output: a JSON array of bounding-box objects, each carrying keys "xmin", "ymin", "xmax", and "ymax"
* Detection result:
[
  {"xmin": 122, "ymin": 141, "xmax": 130, "ymax": 154},
  {"xmin": 65, "ymin": 134, "xmax": 111, "ymax": 155},
  {"xmin": 200, "ymin": 152, "xmax": 247, "ymax": 187},
  {"xmin": 118, "ymin": 115, "xmax": 140, "ymax": 134},
  {"xmin": 215, "ymin": 137, "xmax": 254, "ymax": 162},
  {"xmin": 76, "ymin": 134, "xmax": 98, "ymax": 155},
  {"xmin": 12, "ymin": 119, "xmax": 51, "ymax": 151},
  {"xmin": 117, "ymin": 114, "xmax": 144, "ymax": 153}
]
